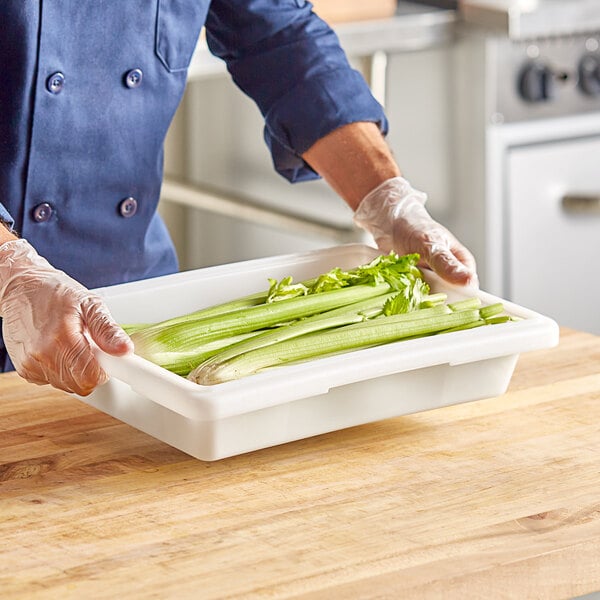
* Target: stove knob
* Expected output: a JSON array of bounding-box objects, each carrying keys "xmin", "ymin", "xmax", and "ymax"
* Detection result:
[
  {"xmin": 518, "ymin": 62, "xmax": 555, "ymax": 103},
  {"xmin": 578, "ymin": 54, "xmax": 600, "ymax": 96}
]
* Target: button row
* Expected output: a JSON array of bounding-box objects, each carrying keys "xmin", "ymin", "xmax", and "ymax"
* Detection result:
[
  {"xmin": 31, "ymin": 198, "xmax": 138, "ymax": 222},
  {"xmin": 46, "ymin": 69, "xmax": 144, "ymax": 94}
]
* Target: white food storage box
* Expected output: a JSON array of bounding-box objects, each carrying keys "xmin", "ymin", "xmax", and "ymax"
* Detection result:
[{"xmin": 84, "ymin": 244, "xmax": 559, "ymax": 461}]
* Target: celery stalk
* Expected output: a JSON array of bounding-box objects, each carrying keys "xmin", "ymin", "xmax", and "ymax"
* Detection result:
[
  {"xmin": 125, "ymin": 251, "xmax": 513, "ymax": 383},
  {"xmin": 479, "ymin": 303, "xmax": 505, "ymax": 320},
  {"xmin": 442, "ymin": 318, "xmax": 487, "ymax": 333},
  {"xmin": 448, "ymin": 297, "xmax": 482, "ymax": 311},
  {"xmin": 125, "ymin": 251, "xmax": 425, "ymax": 334},
  {"xmin": 192, "ymin": 291, "xmax": 441, "ymax": 376},
  {"xmin": 419, "ymin": 292, "xmax": 448, "ymax": 308},
  {"xmin": 189, "ymin": 308, "xmax": 480, "ymax": 385},
  {"xmin": 484, "ymin": 315, "xmax": 513, "ymax": 325},
  {"xmin": 123, "ymin": 290, "xmax": 268, "ymax": 334},
  {"xmin": 131, "ymin": 283, "xmax": 392, "ymax": 373},
  {"xmin": 140, "ymin": 330, "xmax": 262, "ymax": 376}
]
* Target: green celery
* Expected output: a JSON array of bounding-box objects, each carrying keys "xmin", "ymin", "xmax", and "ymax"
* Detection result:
[
  {"xmin": 192, "ymin": 292, "xmax": 446, "ymax": 377},
  {"xmin": 126, "ymin": 250, "xmax": 515, "ymax": 383},
  {"xmin": 189, "ymin": 308, "xmax": 480, "ymax": 385},
  {"xmin": 131, "ymin": 283, "xmax": 392, "ymax": 373},
  {"xmin": 442, "ymin": 318, "xmax": 487, "ymax": 333},
  {"xmin": 479, "ymin": 303, "xmax": 505, "ymax": 320},
  {"xmin": 141, "ymin": 330, "xmax": 262, "ymax": 376},
  {"xmin": 419, "ymin": 292, "xmax": 448, "ymax": 308},
  {"xmin": 125, "ymin": 251, "xmax": 424, "ymax": 334},
  {"xmin": 484, "ymin": 315, "xmax": 513, "ymax": 325},
  {"xmin": 448, "ymin": 297, "xmax": 482, "ymax": 312},
  {"xmin": 123, "ymin": 290, "xmax": 268, "ymax": 334}
]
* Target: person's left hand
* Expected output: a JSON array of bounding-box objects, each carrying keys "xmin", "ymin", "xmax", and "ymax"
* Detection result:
[{"xmin": 0, "ymin": 239, "xmax": 133, "ymax": 395}]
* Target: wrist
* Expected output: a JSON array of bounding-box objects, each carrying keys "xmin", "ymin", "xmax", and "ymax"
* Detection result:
[
  {"xmin": 0, "ymin": 239, "xmax": 43, "ymax": 295},
  {"xmin": 301, "ymin": 121, "xmax": 401, "ymax": 210},
  {"xmin": 352, "ymin": 176, "xmax": 429, "ymax": 253},
  {"xmin": 354, "ymin": 176, "xmax": 427, "ymax": 226},
  {"xmin": 361, "ymin": 176, "xmax": 426, "ymax": 206},
  {"xmin": 0, "ymin": 221, "xmax": 18, "ymax": 245}
]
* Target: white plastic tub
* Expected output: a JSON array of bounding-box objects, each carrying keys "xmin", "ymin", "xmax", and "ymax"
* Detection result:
[{"xmin": 84, "ymin": 244, "xmax": 559, "ymax": 461}]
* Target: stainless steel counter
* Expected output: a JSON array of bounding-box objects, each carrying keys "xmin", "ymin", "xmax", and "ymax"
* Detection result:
[
  {"xmin": 459, "ymin": 0, "xmax": 600, "ymax": 40},
  {"xmin": 333, "ymin": 2, "xmax": 457, "ymax": 55}
]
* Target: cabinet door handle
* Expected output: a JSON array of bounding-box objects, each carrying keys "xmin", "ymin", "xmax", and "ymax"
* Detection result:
[{"xmin": 562, "ymin": 194, "xmax": 600, "ymax": 215}]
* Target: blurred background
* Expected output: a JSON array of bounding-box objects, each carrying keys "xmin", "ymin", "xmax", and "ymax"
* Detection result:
[{"xmin": 159, "ymin": 0, "xmax": 600, "ymax": 335}]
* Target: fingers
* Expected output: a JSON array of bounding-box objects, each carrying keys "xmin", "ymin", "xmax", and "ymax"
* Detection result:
[
  {"xmin": 0, "ymin": 240, "xmax": 128, "ymax": 395},
  {"xmin": 393, "ymin": 221, "xmax": 479, "ymax": 287},
  {"xmin": 14, "ymin": 332, "xmax": 107, "ymax": 396},
  {"xmin": 353, "ymin": 177, "xmax": 480, "ymax": 287},
  {"xmin": 428, "ymin": 240, "xmax": 478, "ymax": 287},
  {"xmin": 6, "ymin": 295, "xmax": 128, "ymax": 396},
  {"xmin": 83, "ymin": 297, "xmax": 133, "ymax": 356},
  {"xmin": 47, "ymin": 298, "xmax": 132, "ymax": 395},
  {"xmin": 61, "ymin": 327, "xmax": 110, "ymax": 395},
  {"xmin": 428, "ymin": 250, "xmax": 478, "ymax": 287}
]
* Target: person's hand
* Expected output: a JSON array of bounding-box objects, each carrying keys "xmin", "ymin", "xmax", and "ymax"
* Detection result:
[
  {"xmin": 353, "ymin": 176, "xmax": 478, "ymax": 287},
  {"xmin": 0, "ymin": 239, "xmax": 133, "ymax": 395}
]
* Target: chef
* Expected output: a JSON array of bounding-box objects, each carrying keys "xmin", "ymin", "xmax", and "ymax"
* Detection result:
[{"xmin": 0, "ymin": 1, "xmax": 477, "ymax": 395}]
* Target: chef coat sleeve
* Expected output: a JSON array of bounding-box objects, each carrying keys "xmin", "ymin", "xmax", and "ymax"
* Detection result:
[
  {"xmin": 204, "ymin": 0, "xmax": 389, "ymax": 183},
  {"xmin": 0, "ymin": 204, "xmax": 14, "ymax": 230}
]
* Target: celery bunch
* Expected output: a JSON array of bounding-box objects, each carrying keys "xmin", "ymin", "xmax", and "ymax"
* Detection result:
[{"xmin": 125, "ymin": 252, "xmax": 513, "ymax": 384}]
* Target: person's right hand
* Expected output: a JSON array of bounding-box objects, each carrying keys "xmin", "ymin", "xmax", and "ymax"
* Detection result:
[
  {"xmin": 353, "ymin": 177, "xmax": 478, "ymax": 287},
  {"xmin": 0, "ymin": 239, "xmax": 133, "ymax": 395}
]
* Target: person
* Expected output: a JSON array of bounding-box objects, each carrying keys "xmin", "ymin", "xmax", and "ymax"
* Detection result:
[{"xmin": 0, "ymin": 1, "xmax": 477, "ymax": 396}]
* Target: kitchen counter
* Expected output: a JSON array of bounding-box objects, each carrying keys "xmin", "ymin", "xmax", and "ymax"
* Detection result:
[{"xmin": 2, "ymin": 328, "xmax": 600, "ymax": 599}]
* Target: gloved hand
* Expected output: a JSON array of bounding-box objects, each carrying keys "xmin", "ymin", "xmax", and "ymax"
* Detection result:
[
  {"xmin": 0, "ymin": 238, "xmax": 133, "ymax": 395},
  {"xmin": 353, "ymin": 176, "xmax": 478, "ymax": 286}
]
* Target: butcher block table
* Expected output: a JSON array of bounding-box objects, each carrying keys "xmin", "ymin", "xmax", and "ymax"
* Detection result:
[{"xmin": 1, "ymin": 328, "xmax": 599, "ymax": 599}]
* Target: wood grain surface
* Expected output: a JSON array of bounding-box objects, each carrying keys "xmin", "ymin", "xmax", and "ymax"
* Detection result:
[{"xmin": 1, "ymin": 328, "xmax": 599, "ymax": 599}]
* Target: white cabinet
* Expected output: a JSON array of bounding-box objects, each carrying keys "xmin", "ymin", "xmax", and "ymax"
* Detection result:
[{"xmin": 507, "ymin": 136, "xmax": 600, "ymax": 334}]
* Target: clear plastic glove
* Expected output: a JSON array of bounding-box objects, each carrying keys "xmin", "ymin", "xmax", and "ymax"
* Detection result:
[
  {"xmin": 0, "ymin": 239, "xmax": 133, "ymax": 395},
  {"xmin": 353, "ymin": 176, "xmax": 478, "ymax": 287}
]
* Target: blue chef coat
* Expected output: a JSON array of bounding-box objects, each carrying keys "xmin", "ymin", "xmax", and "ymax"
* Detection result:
[{"xmin": 0, "ymin": 0, "xmax": 387, "ymax": 371}]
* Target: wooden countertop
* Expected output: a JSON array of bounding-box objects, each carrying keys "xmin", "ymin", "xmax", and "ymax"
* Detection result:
[{"xmin": 1, "ymin": 328, "xmax": 599, "ymax": 599}]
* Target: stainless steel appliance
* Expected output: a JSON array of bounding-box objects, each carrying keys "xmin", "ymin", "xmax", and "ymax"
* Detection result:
[{"xmin": 441, "ymin": 0, "xmax": 600, "ymax": 334}]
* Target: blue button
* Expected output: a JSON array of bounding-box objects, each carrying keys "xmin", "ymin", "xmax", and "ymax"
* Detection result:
[
  {"xmin": 32, "ymin": 203, "xmax": 53, "ymax": 223},
  {"xmin": 46, "ymin": 72, "xmax": 65, "ymax": 94},
  {"xmin": 124, "ymin": 68, "xmax": 143, "ymax": 89},
  {"xmin": 119, "ymin": 197, "xmax": 138, "ymax": 218}
]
